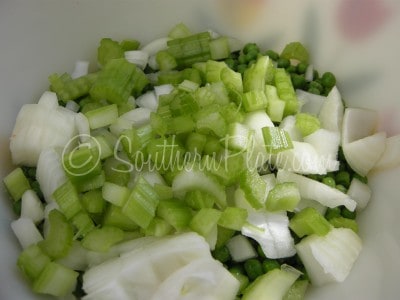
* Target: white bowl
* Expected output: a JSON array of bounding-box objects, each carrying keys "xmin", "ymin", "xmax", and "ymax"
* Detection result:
[{"xmin": 1, "ymin": 0, "xmax": 400, "ymax": 299}]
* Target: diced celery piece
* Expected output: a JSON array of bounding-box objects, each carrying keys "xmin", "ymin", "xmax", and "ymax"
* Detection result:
[
  {"xmin": 195, "ymin": 108, "xmax": 227, "ymax": 138},
  {"xmin": 52, "ymin": 180, "xmax": 82, "ymax": 220},
  {"xmin": 156, "ymin": 50, "xmax": 177, "ymax": 71},
  {"xmin": 226, "ymin": 122, "xmax": 252, "ymax": 151},
  {"xmin": 39, "ymin": 210, "xmax": 73, "ymax": 259},
  {"xmin": 97, "ymin": 38, "xmax": 124, "ymax": 66},
  {"xmin": 102, "ymin": 181, "xmax": 130, "ymax": 207},
  {"xmin": 262, "ymin": 127, "xmax": 293, "ymax": 154},
  {"xmin": 81, "ymin": 226, "xmax": 124, "ymax": 252},
  {"xmin": 62, "ymin": 146, "xmax": 102, "ymax": 183},
  {"xmin": 242, "ymin": 267, "xmax": 300, "ymax": 300},
  {"xmin": 189, "ymin": 208, "xmax": 221, "ymax": 238},
  {"xmin": 91, "ymin": 135, "xmax": 113, "ymax": 160},
  {"xmin": 144, "ymin": 217, "xmax": 173, "ymax": 237},
  {"xmin": 283, "ymin": 280, "xmax": 309, "ymax": 300},
  {"xmin": 146, "ymin": 136, "xmax": 184, "ymax": 171},
  {"xmin": 218, "ymin": 207, "xmax": 248, "ymax": 231},
  {"xmin": 181, "ymin": 68, "xmax": 203, "ymax": 85},
  {"xmin": 242, "ymin": 90, "xmax": 268, "ymax": 112},
  {"xmin": 120, "ymin": 39, "xmax": 140, "ymax": 51},
  {"xmin": 203, "ymin": 153, "xmax": 245, "ymax": 186},
  {"xmin": 280, "ymin": 42, "xmax": 309, "ymax": 64},
  {"xmin": 329, "ymin": 217, "xmax": 359, "ymax": 233},
  {"xmin": 185, "ymin": 132, "xmax": 207, "ymax": 155},
  {"xmin": 17, "ymin": 244, "xmax": 51, "ymax": 282},
  {"xmin": 215, "ymin": 226, "xmax": 236, "ymax": 249},
  {"xmin": 295, "ymin": 113, "xmax": 321, "ymax": 137},
  {"xmin": 289, "ymin": 207, "xmax": 332, "ymax": 237},
  {"xmin": 274, "ymin": 68, "xmax": 299, "ymax": 116},
  {"xmin": 178, "ymin": 79, "xmax": 199, "ymax": 93},
  {"xmin": 102, "ymin": 204, "xmax": 139, "ymax": 231},
  {"xmin": 122, "ymin": 176, "xmax": 160, "ymax": 229},
  {"xmin": 170, "ymin": 115, "xmax": 195, "ymax": 134},
  {"xmin": 265, "ymin": 182, "xmax": 301, "ymax": 212},
  {"xmin": 81, "ymin": 189, "xmax": 105, "ymax": 214},
  {"xmin": 75, "ymin": 171, "xmax": 105, "ymax": 193},
  {"xmin": 157, "ymin": 199, "xmax": 192, "ymax": 231},
  {"xmin": 184, "ymin": 190, "xmax": 216, "ymax": 210},
  {"xmin": 153, "ymin": 183, "xmax": 174, "ymax": 200},
  {"xmin": 168, "ymin": 22, "xmax": 192, "ymax": 39},
  {"xmin": 265, "ymin": 85, "xmax": 285, "ymax": 122},
  {"xmin": 221, "ymin": 67, "xmax": 243, "ymax": 93},
  {"xmin": 84, "ymin": 104, "xmax": 119, "ymax": 129},
  {"xmin": 239, "ymin": 168, "xmax": 267, "ymax": 210},
  {"xmin": 157, "ymin": 70, "xmax": 183, "ymax": 85},
  {"xmin": 3, "ymin": 167, "xmax": 31, "ymax": 201},
  {"xmin": 103, "ymin": 158, "xmax": 131, "ymax": 187},
  {"xmin": 210, "ymin": 36, "xmax": 231, "ymax": 60},
  {"xmin": 71, "ymin": 212, "xmax": 95, "ymax": 238},
  {"xmin": 205, "ymin": 60, "xmax": 226, "ymax": 83},
  {"xmin": 243, "ymin": 56, "xmax": 269, "ymax": 92},
  {"xmin": 33, "ymin": 262, "xmax": 78, "ymax": 297},
  {"xmin": 49, "ymin": 72, "xmax": 98, "ymax": 102}
]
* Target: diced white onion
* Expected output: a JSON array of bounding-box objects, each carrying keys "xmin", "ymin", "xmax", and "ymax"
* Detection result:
[
  {"xmin": 347, "ymin": 178, "xmax": 372, "ymax": 211},
  {"xmin": 141, "ymin": 37, "xmax": 170, "ymax": 56},
  {"xmin": 109, "ymin": 107, "xmax": 152, "ymax": 136},
  {"xmin": 71, "ymin": 60, "xmax": 89, "ymax": 79},
  {"xmin": 226, "ymin": 234, "xmax": 257, "ymax": 262},
  {"xmin": 75, "ymin": 113, "xmax": 91, "ymax": 143},
  {"xmin": 135, "ymin": 91, "xmax": 158, "ymax": 111},
  {"xmin": 66, "ymin": 100, "xmax": 80, "ymax": 112},
  {"xmin": 373, "ymin": 134, "xmax": 400, "ymax": 171},
  {"xmin": 154, "ymin": 84, "xmax": 174, "ymax": 98},
  {"xmin": 124, "ymin": 50, "xmax": 149, "ymax": 70},
  {"xmin": 21, "ymin": 190, "xmax": 44, "ymax": 224},
  {"xmin": 297, "ymin": 90, "xmax": 326, "ymax": 115},
  {"xmin": 318, "ymin": 86, "xmax": 344, "ymax": 134},
  {"xmin": 11, "ymin": 218, "xmax": 43, "ymax": 249}
]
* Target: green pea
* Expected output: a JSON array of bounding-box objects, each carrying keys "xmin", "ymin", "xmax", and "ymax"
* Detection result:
[
  {"xmin": 336, "ymin": 184, "xmax": 348, "ymax": 194},
  {"xmin": 225, "ymin": 58, "xmax": 237, "ymax": 70},
  {"xmin": 264, "ymin": 49, "xmax": 279, "ymax": 61},
  {"xmin": 341, "ymin": 207, "xmax": 357, "ymax": 220},
  {"xmin": 244, "ymin": 258, "xmax": 264, "ymax": 280},
  {"xmin": 262, "ymin": 259, "xmax": 280, "ymax": 273},
  {"xmin": 307, "ymin": 87, "xmax": 321, "ymax": 95},
  {"xmin": 243, "ymin": 43, "xmax": 260, "ymax": 55},
  {"xmin": 248, "ymin": 60, "xmax": 257, "ymax": 67},
  {"xmin": 335, "ymin": 171, "xmax": 351, "ymax": 188},
  {"xmin": 277, "ymin": 58, "xmax": 290, "ymax": 68},
  {"xmin": 309, "ymin": 80, "xmax": 323, "ymax": 92},
  {"xmin": 297, "ymin": 62, "xmax": 308, "ymax": 74},
  {"xmin": 246, "ymin": 49, "xmax": 259, "ymax": 62},
  {"xmin": 325, "ymin": 207, "xmax": 341, "ymax": 220},
  {"xmin": 322, "ymin": 177, "xmax": 336, "ymax": 188},
  {"xmin": 212, "ymin": 246, "xmax": 231, "ymax": 263},
  {"xmin": 238, "ymin": 54, "xmax": 247, "ymax": 65},
  {"xmin": 321, "ymin": 72, "xmax": 336, "ymax": 88},
  {"xmin": 291, "ymin": 73, "xmax": 306, "ymax": 89},
  {"xmin": 237, "ymin": 64, "xmax": 247, "ymax": 75},
  {"xmin": 286, "ymin": 65, "xmax": 297, "ymax": 74}
]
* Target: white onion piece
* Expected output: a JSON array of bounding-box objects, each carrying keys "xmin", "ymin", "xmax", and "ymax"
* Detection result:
[
  {"xmin": 342, "ymin": 132, "xmax": 386, "ymax": 176},
  {"xmin": 318, "ymin": 86, "xmax": 344, "ymax": 133},
  {"xmin": 226, "ymin": 234, "xmax": 257, "ymax": 262},
  {"xmin": 277, "ymin": 169, "xmax": 357, "ymax": 211},
  {"xmin": 36, "ymin": 148, "xmax": 68, "ymax": 203},
  {"xmin": 124, "ymin": 50, "xmax": 149, "ymax": 70},
  {"xmin": 305, "ymin": 64, "xmax": 314, "ymax": 81},
  {"xmin": 109, "ymin": 107, "xmax": 152, "ymax": 136},
  {"xmin": 10, "ymin": 92, "xmax": 78, "ymax": 166},
  {"xmin": 347, "ymin": 178, "xmax": 372, "ymax": 211},
  {"xmin": 135, "ymin": 91, "xmax": 158, "ymax": 111},
  {"xmin": 279, "ymin": 115, "xmax": 303, "ymax": 142},
  {"xmin": 304, "ymin": 129, "xmax": 340, "ymax": 161},
  {"xmin": 66, "ymin": 100, "xmax": 80, "ymax": 112},
  {"xmin": 227, "ymin": 37, "xmax": 244, "ymax": 53},
  {"xmin": 342, "ymin": 107, "xmax": 378, "ymax": 145},
  {"xmin": 242, "ymin": 211, "xmax": 296, "ymax": 259},
  {"xmin": 154, "ymin": 84, "xmax": 174, "ymax": 98},
  {"xmin": 271, "ymin": 141, "xmax": 337, "ymax": 175},
  {"xmin": 233, "ymin": 188, "xmax": 257, "ymax": 213},
  {"xmin": 296, "ymin": 228, "xmax": 362, "ymax": 286},
  {"xmin": 295, "ymin": 198, "xmax": 327, "ymax": 216},
  {"xmin": 148, "ymin": 55, "xmax": 159, "ymax": 70},
  {"xmin": 297, "ymin": 90, "xmax": 326, "ymax": 115},
  {"xmin": 21, "ymin": 190, "xmax": 44, "ymax": 224},
  {"xmin": 11, "ymin": 218, "xmax": 43, "ymax": 249},
  {"xmin": 207, "ymin": 29, "xmax": 221, "ymax": 39},
  {"xmin": 71, "ymin": 60, "xmax": 89, "ymax": 79},
  {"xmin": 37, "ymin": 91, "xmax": 59, "ymax": 109},
  {"xmin": 372, "ymin": 134, "xmax": 400, "ymax": 171},
  {"xmin": 151, "ymin": 258, "xmax": 239, "ymax": 300},
  {"xmin": 141, "ymin": 37, "xmax": 170, "ymax": 56},
  {"xmin": 75, "ymin": 113, "xmax": 91, "ymax": 143},
  {"xmin": 139, "ymin": 169, "xmax": 166, "ymax": 186}
]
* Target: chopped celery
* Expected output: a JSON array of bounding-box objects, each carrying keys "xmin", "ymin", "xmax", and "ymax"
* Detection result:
[
  {"xmin": 262, "ymin": 127, "xmax": 293, "ymax": 154},
  {"xmin": 97, "ymin": 38, "xmax": 124, "ymax": 66},
  {"xmin": 295, "ymin": 113, "xmax": 321, "ymax": 137},
  {"xmin": 157, "ymin": 199, "xmax": 192, "ymax": 231},
  {"xmin": 120, "ymin": 39, "xmax": 140, "ymax": 51},
  {"xmin": 153, "ymin": 183, "xmax": 174, "ymax": 200},
  {"xmin": 242, "ymin": 90, "xmax": 268, "ymax": 112},
  {"xmin": 280, "ymin": 42, "xmax": 309, "ymax": 64},
  {"xmin": 205, "ymin": 60, "xmax": 226, "ymax": 83},
  {"xmin": 3, "ymin": 167, "xmax": 31, "ymax": 201},
  {"xmin": 81, "ymin": 189, "xmax": 105, "ymax": 214},
  {"xmin": 329, "ymin": 217, "xmax": 359, "ymax": 233},
  {"xmin": 52, "ymin": 180, "xmax": 82, "ymax": 220},
  {"xmin": 210, "ymin": 37, "xmax": 231, "ymax": 60},
  {"xmin": 243, "ymin": 56, "xmax": 269, "ymax": 92},
  {"xmin": 102, "ymin": 181, "xmax": 130, "ymax": 207},
  {"xmin": 168, "ymin": 22, "xmax": 192, "ymax": 39},
  {"xmin": 39, "ymin": 210, "xmax": 73, "ymax": 259},
  {"xmin": 184, "ymin": 190, "xmax": 216, "ymax": 210},
  {"xmin": 185, "ymin": 132, "xmax": 207, "ymax": 155},
  {"xmin": 17, "ymin": 245, "xmax": 51, "ymax": 282},
  {"xmin": 75, "ymin": 171, "xmax": 105, "ymax": 193},
  {"xmin": 84, "ymin": 104, "xmax": 119, "ymax": 129},
  {"xmin": 265, "ymin": 85, "xmax": 285, "ymax": 122},
  {"xmin": 289, "ymin": 207, "xmax": 332, "ymax": 237},
  {"xmin": 189, "ymin": 208, "xmax": 221, "ymax": 238},
  {"xmin": 239, "ymin": 168, "xmax": 267, "ymax": 209},
  {"xmin": 274, "ymin": 68, "xmax": 299, "ymax": 116},
  {"xmin": 32, "ymin": 262, "xmax": 78, "ymax": 297},
  {"xmin": 71, "ymin": 212, "xmax": 95, "ymax": 238},
  {"xmin": 144, "ymin": 217, "xmax": 173, "ymax": 237},
  {"xmin": 81, "ymin": 226, "xmax": 124, "ymax": 252},
  {"xmin": 122, "ymin": 175, "xmax": 160, "ymax": 229},
  {"xmin": 156, "ymin": 51, "xmax": 177, "ymax": 71},
  {"xmin": 265, "ymin": 182, "xmax": 301, "ymax": 212},
  {"xmin": 49, "ymin": 72, "xmax": 98, "ymax": 102},
  {"xmin": 218, "ymin": 207, "xmax": 248, "ymax": 231},
  {"xmin": 102, "ymin": 204, "xmax": 139, "ymax": 231}
]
